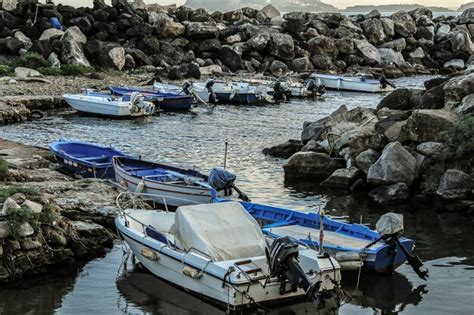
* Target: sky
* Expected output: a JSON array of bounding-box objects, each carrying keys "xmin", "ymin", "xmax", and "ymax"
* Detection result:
[{"xmin": 55, "ymin": 0, "xmax": 472, "ymax": 10}]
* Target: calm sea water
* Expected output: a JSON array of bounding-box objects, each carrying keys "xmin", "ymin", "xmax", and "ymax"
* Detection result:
[{"xmin": 1, "ymin": 76, "xmax": 473, "ymax": 314}]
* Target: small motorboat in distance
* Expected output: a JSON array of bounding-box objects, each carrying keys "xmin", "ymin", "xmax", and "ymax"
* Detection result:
[
  {"xmin": 215, "ymin": 200, "xmax": 428, "ymax": 279},
  {"xmin": 115, "ymin": 201, "xmax": 341, "ymax": 310},
  {"xmin": 63, "ymin": 90, "xmax": 155, "ymax": 118},
  {"xmin": 153, "ymin": 81, "xmax": 211, "ymax": 104},
  {"xmin": 50, "ymin": 140, "xmax": 128, "ymax": 178},
  {"xmin": 113, "ymin": 156, "xmax": 239, "ymax": 207},
  {"xmin": 109, "ymin": 86, "xmax": 194, "ymax": 111},
  {"xmin": 196, "ymin": 80, "xmax": 273, "ymax": 105},
  {"xmin": 312, "ymin": 73, "xmax": 395, "ymax": 93}
]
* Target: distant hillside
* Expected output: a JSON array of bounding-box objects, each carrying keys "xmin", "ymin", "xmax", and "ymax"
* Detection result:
[
  {"xmin": 183, "ymin": 0, "xmax": 337, "ymax": 13},
  {"xmin": 459, "ymin": 2, "xmax": 474, "ymax": 11},
  {"xmin": 342, "ymin": 4, "xmax": 454, "ymax": 13}
]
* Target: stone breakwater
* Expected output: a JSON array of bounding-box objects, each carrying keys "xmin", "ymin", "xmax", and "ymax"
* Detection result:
[
  {"xmin": 0, "ymin": 1, "xmax": 473, "ymax": 80},
  {"xmin": 264, "ymin": 69, "xmax": 473, "ymax": 209},
  {"xmin": 0, "ymin": 141, "xmax": 117, "ymax": 283}
]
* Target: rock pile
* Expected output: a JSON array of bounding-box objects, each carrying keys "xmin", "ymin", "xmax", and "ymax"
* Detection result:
[
  {"xmin": 0, "ymin": 1, "xmax": 473, "ymax": 80},
  {"xmin": 265, "ymin": 69, "xmax": 473, "ymax": 208}
]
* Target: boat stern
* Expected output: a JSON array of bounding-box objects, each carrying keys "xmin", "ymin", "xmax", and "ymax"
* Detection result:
[{"xmin": 368, "ymin": 238, "xmax": 415, "ymax": 273}]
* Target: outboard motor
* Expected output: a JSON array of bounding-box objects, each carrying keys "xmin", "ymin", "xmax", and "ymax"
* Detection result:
[
  {"xmin": 208, "ymin": 167, "xmax": 249, "ymax": 201},
  {"xmin": 373, "ymin": 213, "xmax": 428, "ymax": 280},
  {"xmin": 273, "ymin": 81, "xmax": 290, "ymax": 102},
  {"xmin": 205, "ymin": 79, "xmax": 217, "ymax": 103},
  {"xmin": 379, "ymin": 76, "xmax": 396, "ymax": 89},
  {"xmin": 267, "ymin": 237, "xmax": 322, "ymax": 302},
  {"xmin": 182, "ymin": 81, "xmax": 192, "ymax": 95}
]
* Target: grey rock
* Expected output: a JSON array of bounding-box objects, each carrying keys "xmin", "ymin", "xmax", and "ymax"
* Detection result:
[
  {"xmin": 269, "ymin": 33, "xmax": 295, "ymax": 61},
  {"xmin": 247, "ymin": 33, "xmax": 270, "ymax": 51},
  {"xmin": 458, "ymin": 94, "xmax": 474, "ymax": 114},
  {"xmin": 106, "ymin": 47, "xmax": 125, "ymax": 70},
  {"xmin": 384, "ymin": 120, "xmax": 409, "ymax": 142},
  {"xmin": 39, "ymin": 28, "xmax": 64, "ymax": 41},
  {"xmin": 444, "ymin": 59, "xmax": 465, "ymax": 70},
  {"xmin": 0, "ymin": 222, "xmax": 11, "ymax": 239},
  {"xmin": 416, "ymin": 142, "xmax": 446, "ymax": 157},
  {"xmin": 21, "ymin": 200, "xmax": 43, "ymax": 214},
  {"xmin": 354, "ymin": 39, "xmax": 381, "ymax": 65},
  {"xmin": 61, "ymin": 26, "xmax": 90, "ymax": 66},
  {"xmin": 262, "ymin": 139, "xmax": 303, "ymax": 159},
  {"xmin": 18, "ymin": 222, "xmax": 35, "ymax": 237},
  {"xmin": 376, "ymin": 88, "xmax": 413, "ymax": 111},
  {"xmin": 14, "ymin": 31, "xmax": 32, "ymax": 50},
  {"xmin": 450, "ymin": 30, "xmax": 473, "ymax": 55},
  {"xmin": 380, "ymin": 17, "xmax": 395, "ymax": 37},
  {"xmin": 367, "ymin": 141, "xmax": 417, "ymax": 185},
  {"xmin": 14, "ymin": 67, "xmax": 41, "ymax": 78},
  {"xmin": 48, "ymin": 52, "xmax": 61, "ymax": 68},
  {"xmin": 301, "ymin": 139, "xmax": 326, "ymax": 153},
  {"xmin": 159, "ymin": 19, "xmax": 185, "ymax": 37},
  {"xmin": 406, "ymin": 109, "xmax": 459, "ymax": 142},
  {"xmin": 283, "ymin": 152, "xmax": 346, "ymax": 179},
  {"xmin": 379, "ymin": 48, "xmax": 405, "ymax": 66},
  {"xmin": 391, "ymin": 10, "xmax": 417, "ymax": 37},
  {"xmin": 409, "ymin": 47, "xmax": 425, "ymax": 59},
  {"xmin": 321, "ymin": 167, "xmax": 361, "ymax": 188},
  {"xmin": 379, "ymin": 38, "xmax": 406, "ymax": 51},
  {"xmin": 435, "ymin": 24, "xmax": 450, "ymax": 42},
  {"xmin": 269, "ymin": 60, "xmax": 289, "ymax": 76},
  {"xmin": 355, "ymin": 149, "xmax": 379, "ymax": 173},
  {"xmin": 219, "ymin": 45, "xmax": 242, "ymax": 72},
  {"xmin": 362, "ymin": 18, "xmax": 386, "ymax": 45},
  {"xmin": 261, "ymin": 4, "xmax": 280, "ymax": 18},
  {"xmin": 301, "ymin": 121, "xmax": 325, "ymax": 144},
  {"xmin": 185, "ymin": 22, "xmax": 219, "ymax": 39},
  {"xmin": 308, "ymin": 35, "xmax": 337, "ymax": 57},
  {"xmin": 369, "ymin": 183, "xmax": 410, "ymax": 204},
  {"xmin": 443, "ymin": 73, "xmax": 474, "ymax": 108},
  {"xmin": 437, "ymin": 169, "xmax": 473, "ymax": 199}
]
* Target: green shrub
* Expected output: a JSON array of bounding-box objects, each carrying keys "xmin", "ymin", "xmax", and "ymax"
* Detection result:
[
  {"xmin": 15, "ymin": 52, "xmax": 49, "ymax": 69},
  {"xmin": 37, "ymin": 66, "xmax": 63, "ymax": 76},
  {"xmin": 61, "ymin": 64, "xmax": 95, "ymax": 76},
  {"xmin": 442, "ymin": 114, "xmax": 474, "ymax": 158},
  {"xmin": 8, "ymin": 206, "xmax": 39, "ymax": 239},
  {"xmin": 0, "ymin": 186, "xmax": 40, "ymax": 203},
  {"xmin": 0, "ymin": 157, "xmax": 8, "ymax": 180},
  {"xmin": 0, "ymin": 65, "xmax": 12, "ymax": 76}
]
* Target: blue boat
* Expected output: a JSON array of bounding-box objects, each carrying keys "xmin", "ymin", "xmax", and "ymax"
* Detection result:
[
  {"xmin": 50, "ymin": 141, "xmax": 128, "ymax": 178},
  {"xmin": 215, "ymin": 199, "xmax": 416, "ymax": 274},
  {"xmin": 109, "ymin": 86, "xmax": 193, "ymax": 111}
]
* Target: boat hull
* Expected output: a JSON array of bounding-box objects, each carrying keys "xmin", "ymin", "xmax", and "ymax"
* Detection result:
[
  {"xmin": 217, "ymin": 199, "xmax": 414, "ymax": 274},
  {"xmin": 49, "ymin": 141, "xmax": 127, "ymax": 178},
  {"xmin": 116, "ymin": 213, "xmax": 339, "ymax": 309},
  {"xmin": 64, "ymin": 94, "xmax": 150, "ymax": 117},
  {"xmin": 313, "ymin": 74, "xmax": 394, "ymax": 93}
]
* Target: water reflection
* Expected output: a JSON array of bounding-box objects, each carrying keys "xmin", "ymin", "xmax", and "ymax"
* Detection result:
[{"xmin": 116, "ymin": 265, "xmax": 340, "ymax": 315}]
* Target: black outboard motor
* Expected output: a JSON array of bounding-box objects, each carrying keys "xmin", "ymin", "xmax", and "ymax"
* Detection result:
[
  {"xmin": 182, "ymin": 81, "xmax": 192, "ymax": 95},
  {"xmin": 205, "ymin": 79, "xmax": 217, "ymax": 103},
  {"xmin": 273, "ymin": 81, "xmax": 290, "ymax": 101},
  {"xmin": 267, "ymin": 237, "xmax": 321, "ymax": 301},
  {"xmin": 380, "ymin": 76, "xmax": 396, "ymax": 89},
  {"xmin": 208, "ymin": 167, "xmax": 249, "ymax": 201}
]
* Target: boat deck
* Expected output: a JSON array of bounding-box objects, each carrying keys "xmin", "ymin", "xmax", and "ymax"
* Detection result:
[{"xmin": 265, "ymin": 225, "xmax": 384, "ymax": 250}]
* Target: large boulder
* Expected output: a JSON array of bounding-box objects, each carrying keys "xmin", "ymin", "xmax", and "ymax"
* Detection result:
[
  {"xmin": 437, "ymin": 169, "xmax": 472, "ymax": 199},
  {"xmin": 39, "ymin": 28, "xmax": 64, "ymax": 41},
  {"xmin": 458, "ymin": 94, "xmax": 474, "ymax": 115},
  {"xmin": 435, "ymin": 24, "xmax": 450, "ymax": 42},
  {"xmin": 159, "ymin": 19, "xmax": 185, "ymax": 37},
  {"xmin": 458, "ymin": 8, "xmax": 474, "ymax": 24},
  {"xmin": 378, "ymin": 48, "xmax": 405, "ymax": 66},
  {"xmin": 390, "ymin": 10, "xmax": 417, "ymax": 37},
  {"xmin": 450, "ymin": 30, "xmax": 474, "ymax": 55},
  {"xmin": 367, "ymin": 141, "xmax": 417, "ymax": 185},
  {"xmin": 361, "ymin": 18, "xmax": 386, "ymax": 45},
  {"xmin": 13, "ymin": 31, "xmax": 33, "ymax": 50},
  {"xmin": 308, "ymin": 35, "xmax": 338, "ymax": 58},
  {"xmin": 185, "ymin": 22, "xmax": 219, "ymax": 39},
  {"xmin": 269, "ymin": 33, "xmax": 294, "ymax": 61},
  {"xmin": 406, "ymin": 109, "xmax": 459, "ymax": 142},
  {"xmin": 301, "ymin": 120, "xmax": 326, "ymax": 144},
  {"xmin": 443, "ymin": 72, "xmax": 474, "ymax": 108},
  {"xmin": 355, "ymin": 149, "xmax": 379, "ymax": 173},
  {"xmin": 369, "ymin": 183, "xmax": 410, "ymax": 204},
  {"xmin": 283, "ymin": 152, "xmax": 345, "ymax": 179},
  {"xmin": 268, "ymin": 60, "xmax": 289, "ymax": 76},
  {"xmin": 262, "ymin": 139, "xmax": 303, "ymax": 159},
  {"xmin": 380, "ymin": 17, "xmax": 395, "ymax": 37},
  {"xmin": 105, "ymin": 46, "xmax": 125, "ymax": 70},
  {"xmin": 61, "ymin": 26, "xmax": 90, "ymax": 66},
  {"xmin": 247, "ymin": 33, "xmax": 270, "ymax": 51},
  {"xmin": 321, "ymin": 167, "xmax": 361, "ymax": 189},
  {"xmin": 354, "ymin": 39, "xmax": 381, "ymax": 65},
  {"xmin": 419, "ymin": 84, "xmax": 445, "ymax": 109},
  {"xmin": 379, "ymin": 38, "xmax": 407, "ymax": 51},
  {"xmin": 288, "ymin": 57, "xmax": 313, "ymax": 72},
  {"xmin": 416, "ymin": 142, "xmax": 446, "ymax": 158},
  {"xmin": 261, "ymin": 4, "xmax": 280, "ymax": 18},
  {"xmin": 376, "ymin": 89, "xmax": 413, "ymax": 110},
  {"xmin": 219, "ymin": 45, "xmax": 242, "ymax": 72}
]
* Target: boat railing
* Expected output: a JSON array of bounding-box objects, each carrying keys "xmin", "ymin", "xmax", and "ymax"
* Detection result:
[{"xmin": 115, "ymin": 190, "xmax": 202, "ymax": 213}]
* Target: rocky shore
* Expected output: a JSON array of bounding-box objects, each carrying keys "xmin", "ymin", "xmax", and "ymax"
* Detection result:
[
  {"xmin": 264, "ymin": 69, "xmax": 473, "ymax": 210},
  {"xmin": 0, "ymin": 1, "xmax": 473, "ymax": 82},
  {"xmin": 0, "ymin": 140, "xmax": 118, "ymax": 283}
]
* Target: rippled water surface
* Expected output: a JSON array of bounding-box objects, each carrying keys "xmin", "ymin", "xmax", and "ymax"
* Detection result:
[{"xmin": 1, "ymin": 76, "xmax": 473, "ymax": 314}]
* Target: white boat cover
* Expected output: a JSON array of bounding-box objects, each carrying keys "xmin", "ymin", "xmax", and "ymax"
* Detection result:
[{"xmin": 171, "ymin": 202, "xmax": 267, "ymax": 261}]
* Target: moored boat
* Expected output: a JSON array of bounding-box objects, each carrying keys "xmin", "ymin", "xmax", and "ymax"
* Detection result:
[
  {"xmin": 109, "ymin": 86, "xmax": 194, "ymax": 111},
  {"xmin": 63, "ymin": 90, "xmax": 155, "ymax": 117},
  {"xmin": 215, "ymin": 199, "xmax": 426, "ymax": 276},
  {"xmin": 115, "ymin": 201, "xmax": 341, "ymax": 310},
  {"xmin": 196, "ymin": 80, "xmax": 273, "ymax": 105},
  {"xmin": 50, "ymin": 140, "xmax": 128, "ymax": 178},
  {"xmin": 312, "ymin": 73, "xmax": 395, "ymax": 93},
  {"xmin": 153, "ymin": 81, "xmax": 211, "ymax": 103},
  {"xmin": 113, "ymin": 156, "xmax": 235, "ymax": 207}
]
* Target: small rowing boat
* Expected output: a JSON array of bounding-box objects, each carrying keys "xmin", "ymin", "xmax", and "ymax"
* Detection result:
[
  {"xmin": 63, "ymin": 90, "xmax": 155, "ymax": 117},
  {"xmin": 50, "ymin": 140, "xmax": 128, "ymax": 178},
  {"xmin": 113, "ymin": 156, "xmax": 235, "ymax": 207},
  {"xmin": 312, "ymin": 73, "xmax": 395, "ymax": 93},
  {"xmin": 115, "ymin": 201, "xmax": 341, "ymax": 310},
  {"xmin": 153, "ymin": 81, "xmax": 211, "ymax": 103},
  {"xmin": 215, "ymin": 199, "xmax": 426, "ymax": 278},
  {"xmin": 109, "ymin": 86, "xmax": 194, "ymax": 111}
]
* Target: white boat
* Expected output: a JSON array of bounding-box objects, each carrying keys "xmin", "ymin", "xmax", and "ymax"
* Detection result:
[
  {"xmin": 153, "ymin": 81, "xmax": 210, "ymax": 103},
  {"xmin": 115, "ymin": 201, "xmax": 341, "ymax": 310},
  {"xmin": 312, "ymin": 73, "xmax": 395, "ymax": 93},
  {"xmin": 63, "ymin": 90, "xmax": 155, "ymax": 117},
  {"xmin": 193, "ymin": 80, "xmax": 273, "ymax": 105}
]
